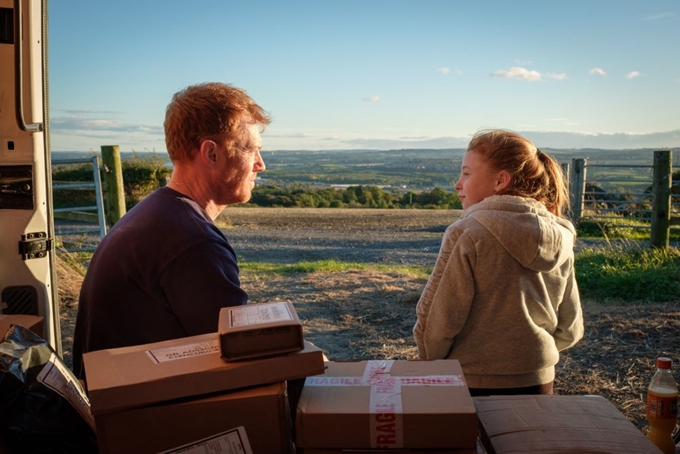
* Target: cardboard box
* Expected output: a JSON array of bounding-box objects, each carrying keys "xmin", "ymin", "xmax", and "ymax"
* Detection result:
[
  {"xmin": 299, "ymin": 437, "xmax": 487, "ymax": 453},
  {"xmin": 296, "ymin": 360, "xmax": 478, "ymax": 449},
  {"xmin": 83, "ymin": 333, "xmax": 325, "ymax": 415},
  {"xmin": 0, "ymin": 314, "xmax": 44, "ymax": 339},
  {"xmin": 96, "ymin": 382, "xmax": 293, "ymax": 454},
  {"xmin": 218, "ymin": 300, "xmax": 304, "ymax": 361},
  {"xmin": 474, "ymin": 395, "xmax": 662, "ymax": 454},
  {"xmin": 300, "ymin": 448, "xmax": 483, "ymax": 454}
]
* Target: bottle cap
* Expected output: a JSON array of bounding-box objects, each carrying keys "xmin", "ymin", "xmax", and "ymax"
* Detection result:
[{"xmin": 656, "ymin": 357, "xmax": 672, "ymax": 369}]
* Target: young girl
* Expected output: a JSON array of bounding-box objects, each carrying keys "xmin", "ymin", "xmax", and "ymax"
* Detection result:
[{"xmin": 413, "ymin": 129, "xmax": 584, "ymax": 396}]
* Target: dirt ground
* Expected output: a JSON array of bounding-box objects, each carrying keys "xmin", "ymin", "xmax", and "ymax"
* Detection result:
[{"xmin": 57, "ymin": 207, "xmax": 680, "ymax": 434}]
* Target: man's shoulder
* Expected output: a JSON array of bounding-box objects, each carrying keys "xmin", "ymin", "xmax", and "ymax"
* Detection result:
[{"xmin": 120, "ymin": 187, "xmax": 205, "ymax": 224}]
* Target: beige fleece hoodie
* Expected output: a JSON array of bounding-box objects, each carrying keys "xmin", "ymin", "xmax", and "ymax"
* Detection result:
[{"xmin": 413, "ymin": 195, "xmax": 584, "ymax": 389}]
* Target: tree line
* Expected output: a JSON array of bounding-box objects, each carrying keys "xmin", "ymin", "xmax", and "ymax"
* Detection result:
[
  {"xmin": 249, "ymin": 184, "xmax": 461, "ymax": 209},
  {"xmin": 51, "ymin": 157, "xmax": 462, "ymax": 210}
]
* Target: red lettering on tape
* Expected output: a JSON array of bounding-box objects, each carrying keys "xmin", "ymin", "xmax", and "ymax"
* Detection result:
[
  {"xmin": 400, "ymin": 375, "xmax": 464, "ymax": 386},
  {"xmin": 305, "ymin": 376, "xmax": 364, "ymax": 386},
  {"xmin": 376, "ymin": 422, "xmax": 396, "ymax": 434},
  {"xmin": 375, "ymin": 413, "xmax": 395, "ymax": 422},
  {"xmin": 377, "ymin": 433, "xmax": 396, "ymax": 446}
]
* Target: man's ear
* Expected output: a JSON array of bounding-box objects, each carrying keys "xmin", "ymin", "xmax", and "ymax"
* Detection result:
[
  {"xmin": 495, "ymin": 170, "xmax": 512, "ymax": 192},
  {"xmin": 199, "ymin": 140, "xmax": 219, "ymax": 165}
]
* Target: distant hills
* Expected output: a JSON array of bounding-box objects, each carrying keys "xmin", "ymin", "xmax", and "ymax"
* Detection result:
[
  {"xmin": 51, "ymin": 147, "xmax": 676, "ymax": 192},
  {"xmin": 51, "ymin": 147, "xmax": 677, "ymax": 169},
  {"xmin": 52, "ymin": 146, "xmax": 676, "ymax": 160}
]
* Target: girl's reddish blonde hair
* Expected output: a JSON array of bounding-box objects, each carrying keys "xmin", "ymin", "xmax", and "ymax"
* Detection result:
[{"xmin": 468, "ymin": 129, "xmax": 570, "ymax": 217}]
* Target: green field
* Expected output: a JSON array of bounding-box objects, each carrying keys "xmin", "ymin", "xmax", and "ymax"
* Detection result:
[{"xmin": 52, "ymin": 146, "xmax": 675, "ymax": 193}]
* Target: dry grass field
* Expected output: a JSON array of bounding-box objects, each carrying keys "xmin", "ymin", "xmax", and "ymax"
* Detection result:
[{"xmin": 57, "ymin": 207, "xmax": 680, "ymax": 435}]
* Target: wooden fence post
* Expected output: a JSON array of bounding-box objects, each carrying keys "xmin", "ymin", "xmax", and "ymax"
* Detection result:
[
  {"xmin": 561, "ymin": 161, "xmax": 570, "ymax": 215},
  {"xmin": 101, "ymin": 145, "xmax": 127, "ymax": 226},
  {"xmin": 569, "ymin": 158, "xmax": 587, "ymax": 222},
  {"xmin": 651, "ymin": 150, "xmax": 672, "ymax": 249}
]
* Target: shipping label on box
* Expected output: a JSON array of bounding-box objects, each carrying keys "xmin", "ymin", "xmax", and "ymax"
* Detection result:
[
  {"xmin": 159, "ymin": 426, "xmax": 253, "ymax": 454},
  {"xmin": 296, "ymin": 360, "xmax": 478, "ymax": 449},
  {"xmin": 36, "ymin": 351, "xmax": 95, "ymax": 432},
  {"xmin": 218, "ymin": 301, "xmax": 304, "ymax": 361},
  {"xmin": 84, "ymin": 333, "xmax": 325, "ymax": 416}
]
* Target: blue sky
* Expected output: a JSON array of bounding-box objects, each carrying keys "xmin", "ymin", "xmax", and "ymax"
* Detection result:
[{"xmin": 48, "ymin": 0, "xmax": 680, "ymax": 152}]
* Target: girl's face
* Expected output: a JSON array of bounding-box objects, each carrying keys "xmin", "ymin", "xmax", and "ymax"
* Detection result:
[{"xmin": 454, "ymin": 149, "xmax": 505, "ymax": 209}]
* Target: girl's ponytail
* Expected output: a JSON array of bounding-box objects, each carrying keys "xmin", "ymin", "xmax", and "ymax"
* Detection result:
[{"xmin": 537, "ymin": 149, "xmax": 570, "ymax": 217}]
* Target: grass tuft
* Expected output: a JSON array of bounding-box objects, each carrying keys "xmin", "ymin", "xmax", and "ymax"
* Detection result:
[
  {"xmin": 577, "ymin": 216, "xmax": 680, "ymax": 240},
  {"xmin": 240, "ymin": 259, "xmax": 430, "ymax": 278},
  {"xmin": 575, "ymin": 245, "xmax": 680, "ymax": 303}
]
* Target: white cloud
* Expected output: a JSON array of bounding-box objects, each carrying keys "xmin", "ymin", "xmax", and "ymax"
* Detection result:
[
  {"xmin": 264, "ymin": 132, "xmax": 312, "ymax": 139},
  {"xmin": 523, "ymin": 129, "xmax": 680, "ymax": 149},
  {"xmin": 50, "ymin": 116, "xmax": 166, "ymax": 152},
  {"xmin": 491, "ymin": 67, "xmax": 542, "ymax": 81},
  {"xmin": 589, "ymin": 68, "xmax": 607, "ymax": 76},
  {"xmin": 546, "ymin": 72, "xmax": 567, "ymax": 81},
  {"xmin": 643, "ymin": 12, "xmax": 676, "ymax": 21},
  {"xmin": 438, "ymin": 67, "xmax": 462, "ymax": 75},
  {"xmin": 362, "ymin": 95, "xmax": 380, "ymax": 102},
  {"xmin": 331, "ymin": 129, "xmax": 680, "ymax": 150},
  {"xmin": 51, "ymin": 116, "xmax": 163, "ymax": 134},
  {"xmin": 625, "ymin": 71, "xmax": 641, "ymax": 80},
  {"xmin": 341, "ymin": 136, "xmax": 471, "ymax": 149}
]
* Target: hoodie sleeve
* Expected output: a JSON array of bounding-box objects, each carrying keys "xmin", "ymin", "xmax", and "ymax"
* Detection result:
[
  {"xmin": 413, "ymin": 229, "xmax": 453, "ymax": 358},
  {"xmin": 414, "ymin": 225, "xmax": 476, "ymax": 359},
  {"xmin": 553, "ymin": 260, "xmax": 584, "ymax": 351}
]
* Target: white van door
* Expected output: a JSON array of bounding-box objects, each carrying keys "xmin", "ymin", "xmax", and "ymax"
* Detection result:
[{"xmin": 0, "ymin": 0, "xmax": 61, "ymax": 354}]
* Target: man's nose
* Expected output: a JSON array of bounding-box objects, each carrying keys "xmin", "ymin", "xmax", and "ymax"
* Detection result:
[{"xmin": 255, "ymin": 151, "xmax": 266, "ymax": 172}]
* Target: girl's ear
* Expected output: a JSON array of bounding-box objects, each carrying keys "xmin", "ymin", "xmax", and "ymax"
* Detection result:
[{"xmin": 495, "ymin": 170, "xmax": 512, "ymax": 192}]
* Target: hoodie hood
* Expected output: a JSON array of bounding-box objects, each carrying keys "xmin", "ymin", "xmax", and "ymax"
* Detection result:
[{"xmin": 461, "ymin": 195, "xmax": 576, "ymax": 272}]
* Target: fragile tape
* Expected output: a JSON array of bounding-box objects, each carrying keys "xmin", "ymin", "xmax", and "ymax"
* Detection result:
[{"xmin": 304, "ymin": 360, "xmax": 464, "ymax": 448}]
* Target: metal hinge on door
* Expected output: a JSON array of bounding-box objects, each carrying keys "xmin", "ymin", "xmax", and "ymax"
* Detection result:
[{"xmin": 19, "ymin": 232, "xmax": 52, "ymax": 260}]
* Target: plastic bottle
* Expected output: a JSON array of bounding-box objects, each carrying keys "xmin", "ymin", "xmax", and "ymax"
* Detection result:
[{"xmin": 646, "ymin": 357, "xmax": 678, "ymax": 454}]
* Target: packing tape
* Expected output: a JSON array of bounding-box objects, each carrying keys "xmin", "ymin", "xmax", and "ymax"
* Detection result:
[
  {"xmin": 364, "ymin": 360, "xmax": 403, "ymax": 448},
  {"xmin": 304, "ymin": 360, "xmax": 465, "ymax": 448}
]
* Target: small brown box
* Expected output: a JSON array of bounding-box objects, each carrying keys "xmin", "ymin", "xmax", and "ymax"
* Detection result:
[
  {"xmin": 0, "ymin": 314, "xmax": 45, "ymax": 339},
  {"xmin": 84, "ymin": 333, "xmax": 325, "ymax": 416},
  {"xmin": 474, "ymin": 394, "xmax": 661, "ymax": 454},
  {"xmin": 218, "ymin": 301, "xmax": 304, "ymax": 361}
]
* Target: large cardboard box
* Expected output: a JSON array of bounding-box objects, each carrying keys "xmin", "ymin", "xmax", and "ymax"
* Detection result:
[
  {"xmin": 218, "ymin": 300, "xmax": 304, "ymax": 361},
  {"xmin": 0, "ymin": 314, "xmax": 44, "ymax": 338},
  {"xmin": 83, "ymin": 333, "xmax": 325, "ymax": 415},
  {"xmin": 96, "ymin": 382, "xmax": 293, "ymax": 454},
  {"xmin": 299, "ymin": 437, "xmax": 487, "ymax": 453},
  {"xmin": 300, "ymin": 448, "xmax": 483, "ymax": 454},
  {"xmin": 474, "ymin": 395, "xmax": 662, "ymax": 454},
  {"xmin": 296, "ymin": 360, "xmax": 478, "ymax": 449}
]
